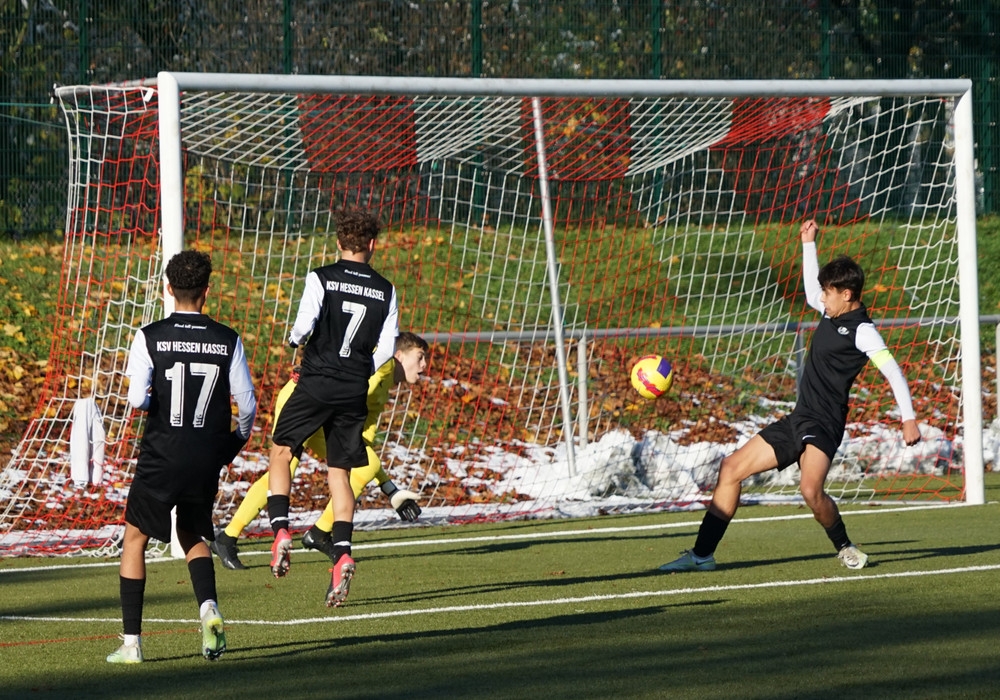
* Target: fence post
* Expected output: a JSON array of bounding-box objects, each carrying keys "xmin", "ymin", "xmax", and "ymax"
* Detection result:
[
  {"xmin": 78, "ymin": 0, "xmax": 90, "ymax": 83},
  {"xmin": 650, "ymin": 0, "xmax": 662, "ymax": 79},
  {"xmin": 578, "ymin": 330, "xmax": 588, "ymax": 448},
  {"xmin": 283, "ymin": 0, "xmax": 294, "ymax": 74},
  {"xmin": 471, "ymin": 0, "xmax": 483, "ymax": 77},
  {"xmin": 794, "ymin": 324, "xmax": 805, "ymax": 389}
]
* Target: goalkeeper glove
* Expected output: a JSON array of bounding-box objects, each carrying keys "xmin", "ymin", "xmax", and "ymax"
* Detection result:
[{"xmin": 380, "ymin": 481, "xmax": 422, "ymax": 522}]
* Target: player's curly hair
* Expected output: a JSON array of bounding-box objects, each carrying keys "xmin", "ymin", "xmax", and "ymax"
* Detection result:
[
  {"xmin": 818, "ymin": 254, "xmax": 865, "ymax": 302},
  {"xmin": 166, "ymin": 250, "xmax": 212, "ymax": 302},
  {"xmin": 335, "ymin": 207, "xmax": 382, "ymax": 253}
]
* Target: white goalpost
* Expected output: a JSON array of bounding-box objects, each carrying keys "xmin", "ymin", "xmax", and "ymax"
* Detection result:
[{"xmin": 0, "ymin": 74, "xmax": 982, "ymax": 556}]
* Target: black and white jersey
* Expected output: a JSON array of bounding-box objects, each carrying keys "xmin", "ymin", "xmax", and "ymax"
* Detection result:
[
  {"xmin": 797, "ymin": 307, "xmax": 876, "ymax": 424},
  {"xmin": 126, "ymin": 312, "xmax": 256, "ymax": 501},
  {"xmin": 798, "ymin": 242, "xmax": 915, "ymax": 427},
  {"xmin": 289, "ymin": 259, "xmax": 399, "ymax": 386}
]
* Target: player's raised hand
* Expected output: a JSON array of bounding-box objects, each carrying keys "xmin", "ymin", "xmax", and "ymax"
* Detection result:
[
  {"xmin": 800, "ymin": 219, "xmax": 818, "ymax": 243},
  {"xmin": 800, "ymin": 219, "xmax": 819, "ymax": 243}
]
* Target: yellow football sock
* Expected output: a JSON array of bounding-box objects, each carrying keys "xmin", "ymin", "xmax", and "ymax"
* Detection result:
[
  {"xmin": 314, "ymin": 502, "xmax": 334, "ymax": 533},
  {"xmin": 312, "ymin": 447, "xmax": 387, "ymax": 533},
  {"xmin": 225, "ymin": 472, "xmax": 269, "ymax": 538},
  {"xmin": 225, "ymin": 457, "xmax": 302, "ymax": 538}
]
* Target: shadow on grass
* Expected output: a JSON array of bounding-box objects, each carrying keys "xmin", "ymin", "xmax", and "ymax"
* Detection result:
[
  {"xmin": 9, "ymin": 596, "xmax": 1000, "ymax": 700},
  {"xmin": 229, "ymin": 601, "xmax": 720, "ymax": 661}
]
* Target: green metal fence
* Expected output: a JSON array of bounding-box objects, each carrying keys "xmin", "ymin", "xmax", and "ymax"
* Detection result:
[{"xmin": 3, "ymin": 0, "xmax": 998, "ymax": 236}]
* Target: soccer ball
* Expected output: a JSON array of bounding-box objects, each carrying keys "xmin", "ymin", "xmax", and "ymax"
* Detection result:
[{"xmin": 630, "ymin": 355, "xmax": 673, "ymax": 399}]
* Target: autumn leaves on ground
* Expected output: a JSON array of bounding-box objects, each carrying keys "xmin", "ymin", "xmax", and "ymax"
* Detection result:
[
  {"xmin": 0, "ymin": 240, "xmax": 59, "ymax": 458},
  {"xmin": 0, "ymin": 235, "xmax": 995, "ymax": 489}
]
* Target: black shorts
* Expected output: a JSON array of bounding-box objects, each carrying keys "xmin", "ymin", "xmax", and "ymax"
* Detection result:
[
  {"xmin": 124, "ymin": 478, "xmax": 215, "ymax": 543},
  {"xmin": 271, "ymin": 379, "xmax": 368, "ymax": 470},
  {"xmin": 758, "ymin": 413, "xmax": 844, "ymax": 471}
]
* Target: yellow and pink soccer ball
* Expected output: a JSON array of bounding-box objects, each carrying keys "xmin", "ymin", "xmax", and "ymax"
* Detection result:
[{"xmin": 630, "ymin": 355, "xmax": 674, "ymax": 400}]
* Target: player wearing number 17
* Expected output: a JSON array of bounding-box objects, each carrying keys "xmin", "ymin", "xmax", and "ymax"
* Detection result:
[
  {"xmin": 266, "ymin": 207, "xmax": 399, "ymax": 607},
  {"xmin": 658, "ymin": 219, "xmax": 921, "ymax": 574},
  {"xmin": 108, "ymin": 250, "xmax": 257, "ymax": 663}
]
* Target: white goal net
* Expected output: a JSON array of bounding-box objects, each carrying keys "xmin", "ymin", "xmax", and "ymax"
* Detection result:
[{"xmin": 0, "ymin": 75, "xmax": 981, "ymax": 555}]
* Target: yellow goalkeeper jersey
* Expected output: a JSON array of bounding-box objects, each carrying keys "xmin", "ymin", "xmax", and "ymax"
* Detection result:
[{"xmin": 362, "ymin": 358, "xmax": 395, "ymax": 446}]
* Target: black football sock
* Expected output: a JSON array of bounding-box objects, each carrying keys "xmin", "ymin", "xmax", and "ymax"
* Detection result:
[
  {"xmin": 824, "ymin": 516, "xmax": 851, "ymax": 551},
  {"xmin": 331, "ymin": 521, "xmax": 354, "ymax": 561},
  {"xmin": 692, "ymin": 511, "xmax": 730, "ymax": 558},
  {"xmin": 267, "ymin": 494, "xmax": 290, "ymax": 535},
  {"xmin": 187, "ymin": 556, "xmax": 217, "ymax": 606},
  {"xmin": 119, "ymin": 576, "xmax": 145, "ymax": 636}
]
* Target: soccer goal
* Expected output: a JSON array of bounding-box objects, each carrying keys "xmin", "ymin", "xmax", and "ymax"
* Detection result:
[{"xmin": 0, "ymin": 74, "xmax": 981, "ymax": 556}]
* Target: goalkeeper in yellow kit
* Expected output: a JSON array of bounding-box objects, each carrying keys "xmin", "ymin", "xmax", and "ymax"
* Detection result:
[{"xmin": 210, "ymin": 331, "xmax": 429, "ymax": 570}]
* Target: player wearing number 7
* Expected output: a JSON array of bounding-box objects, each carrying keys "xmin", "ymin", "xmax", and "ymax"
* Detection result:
[
  {"xmin": 211, "ymin": 331, "xmax": 429, "ymax": 570},
  {"xmin": 108, "ymin": 250, "xmax": 257, "ymax": 663},
  {"xmin": 266, "ymin": 207, "xmax": 399, "ymax": 607},
  {"xmin": 659, "ymin": 219, "xmax": 921, "ymax": 574}
]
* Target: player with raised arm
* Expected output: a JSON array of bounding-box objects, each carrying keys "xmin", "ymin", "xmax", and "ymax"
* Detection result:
[
  {"xmin": 211, "ymin": 332, "xmax": 429, "ymax": 571},
  {"xmin": 658, "ymin": 219, "xmax": 921, "ymax": 573},
  {"xmin": 107, "ymin": 250, "xmax": 256, "ymax": 663},
  {"xmin": 265, "ymin": 207, "xmax": 398, "ymax": 607}
]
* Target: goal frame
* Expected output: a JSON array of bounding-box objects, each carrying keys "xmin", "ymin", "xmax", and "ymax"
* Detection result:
[
  {"xmin": 148, "ymin": 72, "xmax": 982, "ymax": 504},
  {"xmin": 12, "ymin": 73, "xmax": 979, "ymax": 558}
]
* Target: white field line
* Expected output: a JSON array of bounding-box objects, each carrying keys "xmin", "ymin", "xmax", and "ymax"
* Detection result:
[
  {"xmin": 5, "ymin": 563, "xmax": 1000, "ymax": 627},
  {"xmin": 0, "ymin": 500, "xmax": 985, "ymax": 575},
  {"xmin": 3, "ymin": 501, "xmax": 995, "ymax": 628}
]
